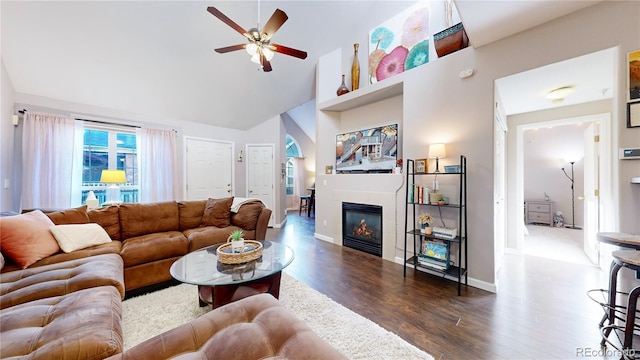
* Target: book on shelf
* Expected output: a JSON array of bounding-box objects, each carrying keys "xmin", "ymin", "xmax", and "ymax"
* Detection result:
[
  {"xmin": 432, "ymin": 227, "xmax": 458, "ymax": 240},
  {"xmin": 417, "ymin": 255, "xmax": 449, "ymax": 270}
]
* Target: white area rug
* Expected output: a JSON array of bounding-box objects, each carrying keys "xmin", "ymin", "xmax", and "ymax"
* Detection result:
[{"xmin": 122, "ymin": 272, "xmax": 433, "ymax": 359}]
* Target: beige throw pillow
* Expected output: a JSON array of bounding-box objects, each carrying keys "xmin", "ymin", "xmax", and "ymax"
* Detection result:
[{"xmin": 49, "ymin": 223, "xmax": 112, "ymax": 253}]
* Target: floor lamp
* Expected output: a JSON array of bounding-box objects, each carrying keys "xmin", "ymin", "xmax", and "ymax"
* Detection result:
[{"xmin": 561, "ymin": 162, "xmax": 578, "ymax": 229}]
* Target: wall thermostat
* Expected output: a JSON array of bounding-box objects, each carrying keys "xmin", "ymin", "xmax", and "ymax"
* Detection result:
[{"xmin": 619, "ymin": 148, "xmax": 640, "ymax": 160}]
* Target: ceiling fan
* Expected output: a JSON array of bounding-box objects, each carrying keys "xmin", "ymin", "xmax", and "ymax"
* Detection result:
[{"xmin": 207, "ymin": 4, "xmax": 308, "ymax": 72}]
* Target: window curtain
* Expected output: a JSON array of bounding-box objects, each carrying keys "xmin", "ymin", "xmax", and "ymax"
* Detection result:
[
  {"xmin": 293, "ymin": 157, "xmax": 306, "ymax": 207},
  {"xmin": 137, "ymin": 128, "xmax": 178, "ymax": 202},
  {"xmin": 21, "ymin": 112, "xmax": 83, "ymax": 209}
]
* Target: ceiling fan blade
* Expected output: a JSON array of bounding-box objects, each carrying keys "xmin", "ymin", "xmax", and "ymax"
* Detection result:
[
  {"xmin": 270, "ymin": 43, "xmax": 308, "ymax": 59},
  {"xmin": 214, "ymin": 44, "xmax": 246, "ymax": 54},
  {"xmin": 261, "ymin": 9, "xmax": 288, "ymax": 40},
  {"xmin": 261, "ymin": 53, "xmax": 273, "ymax": 72},
  {"xmin": 207, "ymin": 7, "xmax": 250, "ymax": 38}
]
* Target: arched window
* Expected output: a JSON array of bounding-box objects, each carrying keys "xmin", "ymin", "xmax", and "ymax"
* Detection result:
[{"xmin": 285, "ymin": 135, "xmax": 302, "ymax": 195}]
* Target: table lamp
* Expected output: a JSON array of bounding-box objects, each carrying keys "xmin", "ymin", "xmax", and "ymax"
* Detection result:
[
  {"xmin": 100, "ymin": 170, "xmax": 126, "ymax": 203},
  {"xmin": 428, "ymin": 143, "xmax": 447, "ymax": 173}
]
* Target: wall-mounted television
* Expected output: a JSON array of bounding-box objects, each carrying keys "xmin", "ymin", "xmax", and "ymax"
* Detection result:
[{"xmin": 335, "ymin": 124, "xmax": 398, "ymax": 173}]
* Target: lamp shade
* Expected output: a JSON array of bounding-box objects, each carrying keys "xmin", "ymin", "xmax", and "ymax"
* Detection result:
[
  {"xmin": 428, "ymin": 144, "xmax": 447, "ymax": 159},
  {"xmin": 100, "ymin": 170, "xmax": 126, "ymax": 184}
]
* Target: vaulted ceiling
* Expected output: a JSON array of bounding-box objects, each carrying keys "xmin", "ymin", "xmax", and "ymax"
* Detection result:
[{"xmin": 1, "ymin": 1, "xmax": 602, "ymax": 130}]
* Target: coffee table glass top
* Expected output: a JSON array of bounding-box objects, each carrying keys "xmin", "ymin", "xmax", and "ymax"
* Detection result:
[{"xmin": 170, "ymin": 241, "xmax": 294, "ymax": 286}]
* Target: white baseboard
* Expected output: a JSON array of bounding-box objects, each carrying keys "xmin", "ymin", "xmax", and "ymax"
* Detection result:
[
  {"xmin": 271, "ymin": 217, "xmax": 287, "ymax": 229},
  {"xmin": 315, "ymin": 233, "xmax": 334, "ymax": 244},
  {"xmin": 393, "ymin": 256, "xmax": 497, "ymax": 293}
]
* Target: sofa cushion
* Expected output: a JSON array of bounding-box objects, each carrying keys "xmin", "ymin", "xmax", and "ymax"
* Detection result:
[
  {"xmin": 1, "ymin": 241, "xmax": 122, "ymax": 274},
  {"xmin": 0, "ymin": 253, "xmax": 125, "ymax": 308},
  {"xmin": 119, "ymin": 201, "xmax": 179, "ymax": 239},
  {"xmin": 0, "ymin": 210, "xmax": 61, "ymax": 269},
  {"xmin": 0, "ymin": 286, "xmax": 123, "ymax": 360},
  {"xmin": 120, "ymin": 231, "xmax": 188, "ymax": 267},
  {"xmin": 231, "ymin": 201, "xmax": 264, "ymax": 231},
  {"xmin": 184, "ymin": 226, "xmax": 248, "ymax": 252},
  {"xmin": 104, "ymin": 293, "xmax": 346, "ymax": 360},
  {"xmin": 50, "ymin": 223, "xmax": 112, "ymax": 253},
  {"xmin": 88, "ymin": 205, "xmax": 121, "ymax": 240},
  {"xmin": 45, "ymin": 205, "xmax": 90, "ymax": 225},
  {"xmin": 177, "ymin": 200, "xmax": 207, "ymax": 231},
  {"xmin": 201, "ymin": 197, "xmax": 234, "ymax": 227}
]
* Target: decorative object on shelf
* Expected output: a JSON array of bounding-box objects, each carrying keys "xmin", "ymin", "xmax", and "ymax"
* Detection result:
[
  {"xmin": 429, "ymin": 192, "xmax": 443, "ymax": 205},
  {"xmin": 444, "ymin": 165, "xmax": 460, "ymax": 173},
  {"xmin": 627, "ymin": 101, "xmax": 640, "ymax": 128},
  {"xmin": 100, "ymin": 169, "xmax": 126, "ymax": 203},
  {"xmin": 418, "ymin": 212, "xmax": 433, "ymax": 234},
  {"xmin": 628, "ymin": 49, "xmax": 640, "ymax": 101},
  {"xmin": 434, "ymin": 0, "xmax": 468, "ymax": 58},
  {"xmin": 337, "ymin": 74, "xmax": 350, "ymax": 96},
  {"xmin": 428, "ymin": 143, "xmax": 446, "ymax": 173},
  {"xmin": 368, "ymin": 2, "xmax": 430, "ymax": 84},
  {"xmin": 434, "ymin": 22, "xmax": 468, "ymax": 58},
  {"xmin": 414, "ymin": 159, "xmax": 427, "ymax": 174},
  {"xmin": 351, "ymin": 43, "xmax": 360, "ymax": 91},
  {"xmin": 561, "ymin": 159, "xmax": 581, "ymax": 229}
]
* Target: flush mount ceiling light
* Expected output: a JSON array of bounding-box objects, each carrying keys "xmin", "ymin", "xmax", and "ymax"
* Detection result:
[{"xmin": 546, "ymin": 86, "xmax": 575, "ymax": 104}]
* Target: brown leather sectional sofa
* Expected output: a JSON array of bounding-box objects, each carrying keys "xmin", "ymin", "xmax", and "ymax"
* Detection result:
[
  {"xmin": 0, "ymin": 199, "xmax": 346, "ymax": 359},
  {"xmin": 2, "ymin": 199, "xmax": 271, "ymax": 291}
]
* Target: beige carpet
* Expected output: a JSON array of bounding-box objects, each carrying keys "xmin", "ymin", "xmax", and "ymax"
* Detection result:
[{"xmin": 122, "ymin": 272, "xmax": 433, "ymax": 359}]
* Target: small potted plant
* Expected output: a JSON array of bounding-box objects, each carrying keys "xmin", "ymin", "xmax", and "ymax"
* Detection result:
[
  {"xmin": 418, "ymin": 213, "xmax": 433, "ymax": 235},
  {"xmin": 229, "ymin": 230, "xmax": 245, "ymax": 252}
]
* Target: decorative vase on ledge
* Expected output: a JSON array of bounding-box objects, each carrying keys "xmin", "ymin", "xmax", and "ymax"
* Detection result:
[
  {"xmin": 434, "ymin": 22, "xmax": 469, "ymax": 58},
  {"xmin": 337, "ymin": 74, "xmax": 350, "ymax": 96}
]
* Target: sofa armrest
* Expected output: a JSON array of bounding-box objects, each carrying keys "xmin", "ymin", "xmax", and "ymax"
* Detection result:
[{"xmin": 255, "ymin": 207, "xmax": 272, "ymax": 240}]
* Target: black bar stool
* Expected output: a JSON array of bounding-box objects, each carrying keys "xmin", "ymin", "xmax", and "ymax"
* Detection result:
[
  {"xmin": 299, "ymin": 195, "xmax": 311, "ymax": 216},
  {"xmin": 592, "ymin": 233, "xmax": 640, "ymax": 356}
]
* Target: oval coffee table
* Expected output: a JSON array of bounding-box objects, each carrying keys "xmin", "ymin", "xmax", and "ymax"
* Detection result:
[{"xmin": 170, "ymin": 241, "xmax": 294, "ymax": 308}]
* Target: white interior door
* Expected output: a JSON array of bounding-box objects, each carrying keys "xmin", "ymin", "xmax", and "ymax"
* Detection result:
[
  {"xmin": 583, "ymin": 123, "xmax": 599, "ymax": 263},
  {"xmin": 185, "ymin": 138, "xmax": 233, "ymax": 200},
  {"xmin": 247, "ymin": 144, "xmax": 275, "ymax": 227}
]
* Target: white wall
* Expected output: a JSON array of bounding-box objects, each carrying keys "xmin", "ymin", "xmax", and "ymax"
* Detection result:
[
  {"xmin": 1, "ymin": 59, "xmax": 16, "ymax": 212},
  {"xmin": 315, "ymin": 1, "xmax": 640, "ymax": 290}
]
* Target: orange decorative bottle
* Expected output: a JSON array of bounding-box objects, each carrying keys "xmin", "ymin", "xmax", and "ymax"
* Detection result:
[{"xmin": 351, "ymin": 43, "xmax": 360, "ymax": 91}]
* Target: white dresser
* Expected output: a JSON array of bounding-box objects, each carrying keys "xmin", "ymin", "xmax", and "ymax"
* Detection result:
[{"xmin": 525, "ymin": 200, "xmax": 554, "ymax": 227}]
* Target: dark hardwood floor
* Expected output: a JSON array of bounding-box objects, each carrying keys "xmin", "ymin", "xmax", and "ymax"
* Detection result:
[{"xmin": 267, "ymin": 212, "xmax": 626, "ymax": 359}]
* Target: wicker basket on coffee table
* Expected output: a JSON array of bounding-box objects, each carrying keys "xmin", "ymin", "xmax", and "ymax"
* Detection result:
[{"xmin": 216, "ymin": 239, "xmax": 263, "ymax": 264}]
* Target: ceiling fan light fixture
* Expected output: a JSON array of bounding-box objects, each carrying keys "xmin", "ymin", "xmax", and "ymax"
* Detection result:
[
  {"xmin": 250, "ymin": 53, "xmax": 261, "ymax": 64},
  {"xmin": 263, "ymin": 47, "xmax": 275, "ymax": 61},
  {"xmin": 246, "ymin": 43, "xmax": 258, "ymax": 56},
  {"xmin": 546, "ymin": 86, "xmax": 575, "ymax": 100}
]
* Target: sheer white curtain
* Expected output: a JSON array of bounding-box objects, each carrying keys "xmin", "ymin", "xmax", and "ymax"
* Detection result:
[
  {"xmin": 137, "ymin": 128, "xmax": 178, "ymax": 202},
  {"xmin": 21, "ymin": 112, "xmax": 83, "ymax": 209},
  {"xmin": 293, "ymin": 157, "xmax": 306, "ymax": 206}
]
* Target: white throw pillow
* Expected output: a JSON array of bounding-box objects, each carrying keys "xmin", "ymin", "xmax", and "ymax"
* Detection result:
[{"xmin": 49, "ymin": 223, "xmax": 112, "ymax": 253}]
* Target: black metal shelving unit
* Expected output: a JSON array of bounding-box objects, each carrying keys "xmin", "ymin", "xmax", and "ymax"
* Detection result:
[{"xmin": 403, "ymin": 156, "xmax": 468, "ymax": 295}]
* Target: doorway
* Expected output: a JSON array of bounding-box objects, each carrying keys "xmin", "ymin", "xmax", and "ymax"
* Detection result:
[
  {"xmin": 184, "ymin": 137, "xmax": 234, "ymax": 200},
  {"xmin": 494, "ymin": 47, "xmax": 618, "ymax": 275},
  {"xmin": 246, "ymin": 144, "xmax": 276, "ymax": 227}
]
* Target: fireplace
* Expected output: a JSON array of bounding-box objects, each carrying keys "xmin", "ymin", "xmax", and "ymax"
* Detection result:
[{"xmin": 342, "ymin": 202, "xmax": 382, "ymax": 257}]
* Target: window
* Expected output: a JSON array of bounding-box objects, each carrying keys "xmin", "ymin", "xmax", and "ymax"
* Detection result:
[
  {"xmin": 285, "ymin": 135, "xmax": 302, "ymax": 196},
  {"xmin": 82, "ymin": 126, "xmax": 139, "ymax": 204}
]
